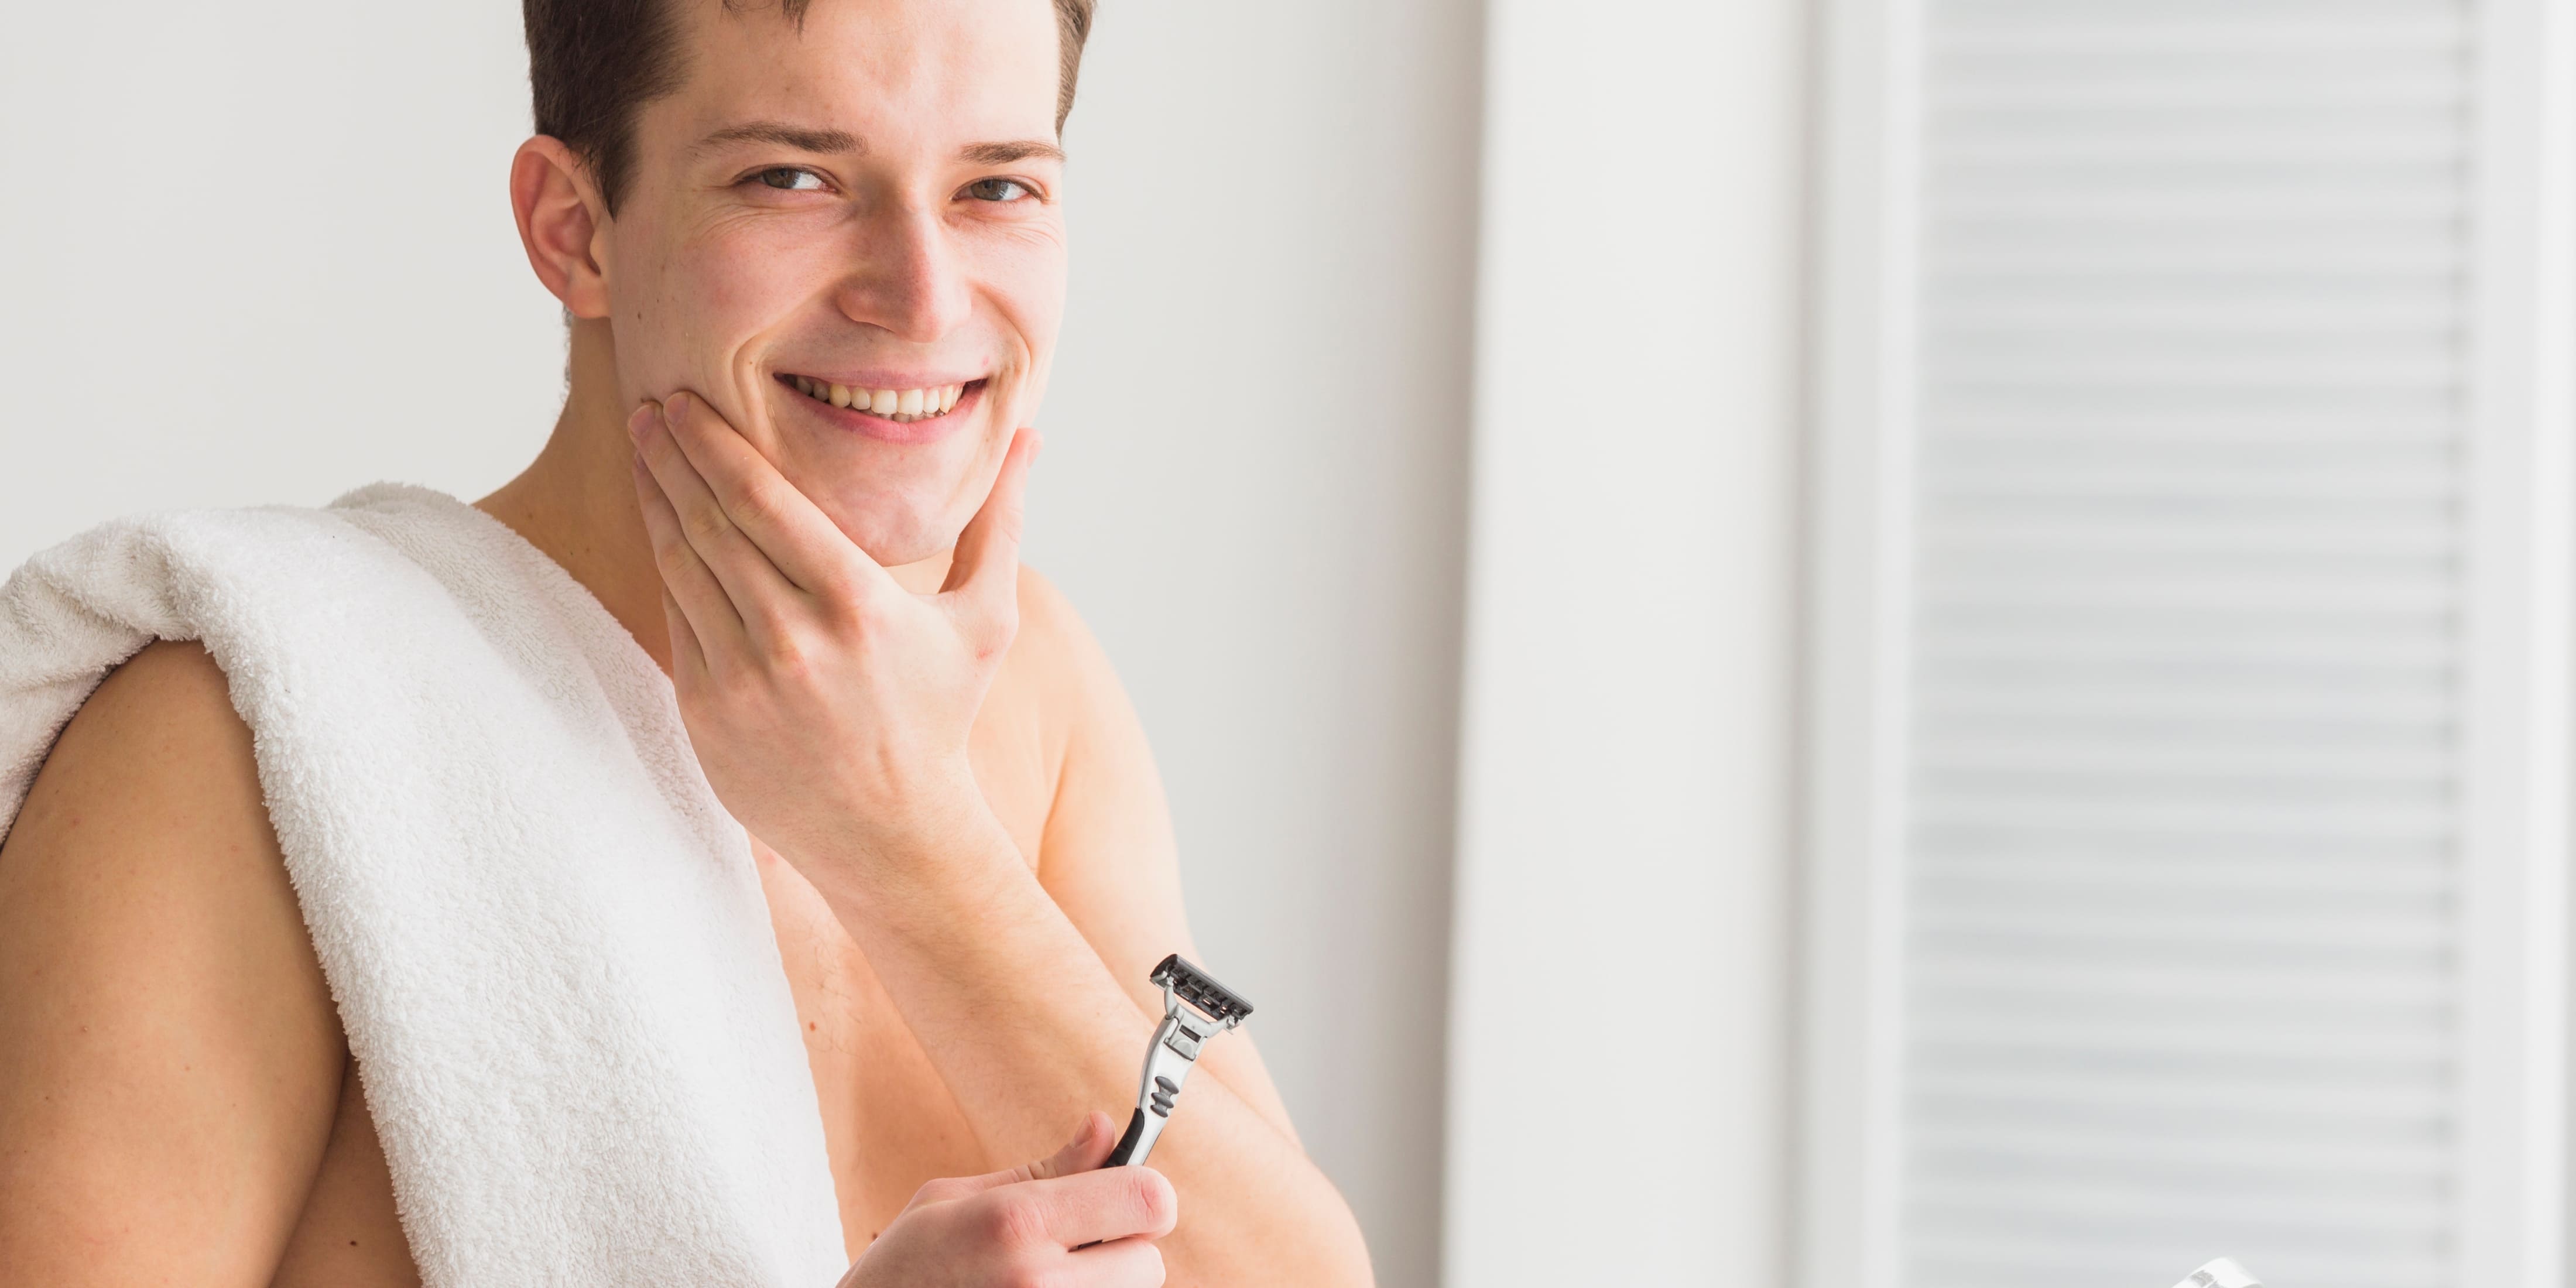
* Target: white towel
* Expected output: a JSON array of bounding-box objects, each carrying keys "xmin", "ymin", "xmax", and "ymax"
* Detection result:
[{"xmin": 0, "ymin": 483, "xmax": 849, "ymax": 1286}]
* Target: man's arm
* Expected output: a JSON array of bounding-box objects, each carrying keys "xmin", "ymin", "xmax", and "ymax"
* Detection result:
[
  {"xmin": 629, "ymin": 397, "xmax": 1375, "ymax": 1286},
  {"xmin": 1018, "ymin": 568, "xmax": 1303, "ymax": 1142},
  {"xmin": 0, "ymin": 642, "xmax": 347, "ymax": 1286},
  {"xmin": 798, "ymin": 745, "xmax": 1371, "ymax": 1286},
  {"xmin": 1002, "ymin": 568, "xmax": 1371, "ymax": 1276}
]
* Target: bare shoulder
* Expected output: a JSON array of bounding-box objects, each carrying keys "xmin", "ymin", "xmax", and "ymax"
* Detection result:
[
  {"xmin": 0, "ymin": 640, "xmax": 346, "ymax": 1284},
  {"xmin": 5, "ymin": 641, "xmax": 276, "ymax": 875},
  {"xmin": 1001, "ymin": 565, "xmax": 1143, "ymax": 772},
  {"xmin": 1009, "ymin": 564, "xmax": 1119, "ymax": 694},
  {"xmin": 1006, "ymin": 576, "xmax": 1304, "ymax": 1137},
  {"xmin": 1003, "ymin": 564, "xmax": 1166, "ymax": 870}
]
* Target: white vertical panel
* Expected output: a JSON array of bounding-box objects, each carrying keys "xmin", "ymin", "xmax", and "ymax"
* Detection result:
[
  {"xmin": 1801, "ymin": 0, "xmax": 1925, "ymax": 1281},
  {"xmin": 1802, "ymin": 0, "xmax": 2575, "ymax": 1285},
  {"xmin": 2452, "ymin": 0, "xmax": 2575, "ymax": 1277},
  {"xmin": 1444, "ymin": 0, "xmax": 1807, "ymax": 1281}
]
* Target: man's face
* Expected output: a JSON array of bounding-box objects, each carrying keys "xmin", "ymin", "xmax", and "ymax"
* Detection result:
[{"xmin": 602, "ymin": 0, "xmax": 1066, "ymax": 566}]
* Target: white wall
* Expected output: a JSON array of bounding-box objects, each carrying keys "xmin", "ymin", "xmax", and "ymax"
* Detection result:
[
  {"xmin": 0, "ymin": 4, "xmax": 565, "ymax": 561},
  {"xmin": 0, "ymin": 4, "xmax": 1479, "ymax": 1284}
]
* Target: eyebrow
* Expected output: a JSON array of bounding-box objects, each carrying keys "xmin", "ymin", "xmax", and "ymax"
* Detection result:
[
  {"xmin": 693, "ymin": 121, "xmax": 862, "ymax": 155},
  {"xmin": 691, "ymin": 124, "xmax": 1063, "ymax": 168},
  {"xmin": 961, "ymin": 140, "xmax": 1066, "ymax": 166}
]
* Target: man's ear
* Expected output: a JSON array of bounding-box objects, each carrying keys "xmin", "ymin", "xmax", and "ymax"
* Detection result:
[{"xmin": 512, "ymin": 136, "xmax": 613, "ymax": 319}]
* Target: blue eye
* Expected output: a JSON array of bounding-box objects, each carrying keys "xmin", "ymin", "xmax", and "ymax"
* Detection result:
[
  {"xmin": 967, "ymin": 177, "xmax": 1032, "ymax": 203},
  {"xmin": 756, "ymin": 167, "xmax": 825, "ymax": 191}
]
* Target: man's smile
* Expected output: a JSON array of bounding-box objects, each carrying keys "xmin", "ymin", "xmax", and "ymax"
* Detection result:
[{"xmin": 777, "ymin": 372, "xmax": 986, "ymax": 426}]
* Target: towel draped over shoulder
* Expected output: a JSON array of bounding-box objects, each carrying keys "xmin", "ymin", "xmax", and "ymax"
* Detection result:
[{"xmin": 0, "ymin": 484, "xmax": 849, "ymax": 1287}]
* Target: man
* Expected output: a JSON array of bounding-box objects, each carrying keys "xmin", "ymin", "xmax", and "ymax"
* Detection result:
[{"xmin": 0, "ymin": 0, "xmax": 1373, "ymax": 1283}]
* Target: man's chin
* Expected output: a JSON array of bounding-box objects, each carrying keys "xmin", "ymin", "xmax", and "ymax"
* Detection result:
[{"xmin": 816, "ymin": 502, "xmax": 963, "ymax": 574}]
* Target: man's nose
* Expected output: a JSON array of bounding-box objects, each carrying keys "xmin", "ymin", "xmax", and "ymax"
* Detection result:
[{"xmin": 835, "ymin": 208, "xmax": 974, "ymax": 344}]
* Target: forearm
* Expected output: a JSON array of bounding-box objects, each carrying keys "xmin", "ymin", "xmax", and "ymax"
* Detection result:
[{"xmin": 810, "ymin": 812, "xmax": 1372, "ymax": 1286}]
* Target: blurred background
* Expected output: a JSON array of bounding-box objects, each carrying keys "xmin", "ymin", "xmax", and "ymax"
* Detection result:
[{"xmin": 5, "ymin": 2, "xmax": 2572, "ymax": 1287}]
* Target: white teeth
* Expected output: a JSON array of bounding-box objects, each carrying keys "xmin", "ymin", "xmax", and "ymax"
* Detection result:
[{"xmin": 789, "ymin": 377, "xmax": 975, "ymax": 419}]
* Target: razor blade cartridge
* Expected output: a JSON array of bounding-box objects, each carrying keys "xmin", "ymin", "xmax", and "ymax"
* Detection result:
[{"xmin": 1150, "ymin": 953, "xmax": 1255, "ymax": 1027}]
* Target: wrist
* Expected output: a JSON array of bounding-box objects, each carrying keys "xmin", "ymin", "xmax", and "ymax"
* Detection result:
[{"xmin": 790, "ymin": 780, "xmax": 1026, "ymax": 927}]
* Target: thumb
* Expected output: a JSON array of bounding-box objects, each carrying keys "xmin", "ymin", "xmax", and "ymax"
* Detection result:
[
  {"xmin": 941, "ymin": 427, "xmax": 1040, "ymax": 607},
  {"xmin": 922, "ymin": 1111, "xmax": 1118, "ymax": 1204},
  {"xmin": 1026, "ymin": 1109, "xmax": 1119, "ymax": 1180}
]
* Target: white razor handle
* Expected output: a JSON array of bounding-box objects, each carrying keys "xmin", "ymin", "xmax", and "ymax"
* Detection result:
[
  {"xmin": 2173, "ymin": 1258, "xmax": 2260, "ymax": 1288},
  {"xmin": 1107, "ymin": 1012, "xmax": 1202, "ymax": 1167}
]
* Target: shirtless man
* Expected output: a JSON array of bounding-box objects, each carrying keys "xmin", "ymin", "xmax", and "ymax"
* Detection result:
[{"xmin": 0, "ymin": 0, "xmax": 1373, "ymax": 1283}]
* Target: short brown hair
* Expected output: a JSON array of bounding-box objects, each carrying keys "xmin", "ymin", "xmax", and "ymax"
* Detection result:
[{"xmin": 525, "ymin": 0, "xmax": 1097, "ymax": 215}]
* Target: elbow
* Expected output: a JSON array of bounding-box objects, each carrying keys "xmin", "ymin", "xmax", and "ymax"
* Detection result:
[{"xmin": 1286, "ymin": 1190, "xmax": 1379, "ymax": 1288}]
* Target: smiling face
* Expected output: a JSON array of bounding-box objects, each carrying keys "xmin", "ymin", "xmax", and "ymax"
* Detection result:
[{"xmin": 593, "ymin": 0, "xmax": 1068, "ymax": 566}]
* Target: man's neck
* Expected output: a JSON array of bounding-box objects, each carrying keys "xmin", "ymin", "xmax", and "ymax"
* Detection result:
[{"xmin": 475, "ymin": 320, "xmax": 678, "ymax": 672}]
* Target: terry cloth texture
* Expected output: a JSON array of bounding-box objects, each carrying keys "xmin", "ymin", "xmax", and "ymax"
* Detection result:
[{"xmin": 0, "ymin": 484, "xmax": 849, "ymax": 1286}]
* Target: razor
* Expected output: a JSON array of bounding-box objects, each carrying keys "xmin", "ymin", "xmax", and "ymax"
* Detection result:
[{"xmin": 1104, "ymin": 954, "xmax": 1254, "ymax": 1167}]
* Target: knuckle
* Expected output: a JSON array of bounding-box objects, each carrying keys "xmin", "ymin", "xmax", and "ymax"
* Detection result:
[
  {"xmin": 732, "ymin": 481, "xmax": 783, "ymax": 526},
  {"xmin": 849, "ymin": 594, "xmax": 900, "ymax": 636},
  {"xmin": 984, "ymin": 1191, "xmax": 1051, "ymax": 1250},
  {"xmin": 759, "ymin": 627, "xmax": 821, "ymax": 680},
  {"xmin": 682, "ymin": 506, "xmax": 731, "ymax": 546},
  {"xmin": 986, "ymin": 605, "xmax": 1022, "ymax": 649},
  {"xmin": 654, "ymin": 540, "xmax": 698, "ymax": 580},
  {"xmin": 964, "ymin": 607, "xmax": 1019, "ymax": 664},
  {"xmin": 1130, "ymin": 1170, "xmax": 1179, "ymax": 1233},
  {"xmin": 817, "ymin": 574, "xmax": 870, "ymax": 625},
  {"xmin": 755, "ymin": 618, "xmax": 804, "ymax": 663}
]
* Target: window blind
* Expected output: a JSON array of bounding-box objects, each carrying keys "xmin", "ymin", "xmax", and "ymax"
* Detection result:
[{"xmin": 1901, "ymin": 2, "xmax": 2478, "ymax": 1284}]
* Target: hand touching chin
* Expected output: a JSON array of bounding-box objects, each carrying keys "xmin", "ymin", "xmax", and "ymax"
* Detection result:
[{"xmin": 626, "ymin": 390, "xmax": 1041, "ymax": 892}]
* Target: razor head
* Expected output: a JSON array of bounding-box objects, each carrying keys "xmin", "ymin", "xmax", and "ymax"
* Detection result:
[{"xmin": 1150, "ymin": 954, "xmax": 1255, "ymax": 1027}]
